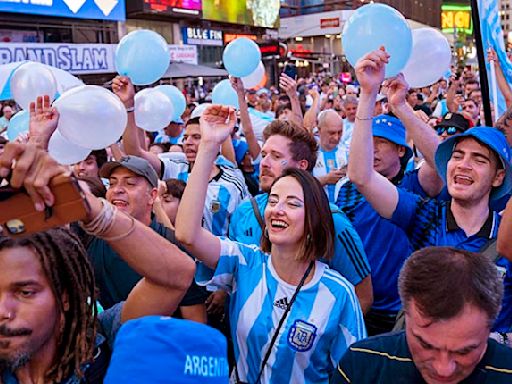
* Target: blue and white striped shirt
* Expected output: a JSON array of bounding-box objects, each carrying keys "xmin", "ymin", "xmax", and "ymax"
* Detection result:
[
  {"xmin": 197, "ymin": 238, "xmax": 367, "ymax": 383},
  {"xmin": 160, "ymin": 155, "xmax": 248, "ymax": 236}
]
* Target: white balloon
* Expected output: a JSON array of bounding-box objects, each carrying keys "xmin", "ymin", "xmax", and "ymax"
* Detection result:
[
  {"xmin": 134, "ymin": 88, "xmax": 174, "ymax": 132},
  {"xmin": 10, "ymin": 62, "xmax": 57, "ymax": 110},
  {"xmin": 53, "ymin": 85, "xmax": 127, "ymax": 150},
  {"xmin": 402, "ymin": 28, "xmax": 452, "ymax": 88},
  {"xmin": 48, "ymin": 129, "xmax": 91, "ymax": 165},
  {"xmin": 241, "ymin": 62, "xmax": 265, "ymax": 89}
]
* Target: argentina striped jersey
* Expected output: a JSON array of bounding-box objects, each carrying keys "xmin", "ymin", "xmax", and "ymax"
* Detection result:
[
  {"xmin": 196, "ymin": 238, "xmax": 367, "ymax": 383},
  {"xmin": 161, "ymin": 155, "xmax": 248, "ymax": 236}
]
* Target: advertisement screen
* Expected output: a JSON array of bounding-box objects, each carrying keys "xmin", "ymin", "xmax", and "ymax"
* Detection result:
[
  {"xmin": 144, "ymin": 0, "xmax": 202, "ymax": 12},
  {"xmin": 202, "ymin": 0, "xmax": 280, "ymax": 28},
  {"xmin": 0, "ymin": 0, "xmax": 125, "ymax": 21}
]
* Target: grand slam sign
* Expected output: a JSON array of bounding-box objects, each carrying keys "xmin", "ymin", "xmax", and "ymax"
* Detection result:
[{"xmin": 0, "ymin": 43, "xmax": 198, "ymax": 74}]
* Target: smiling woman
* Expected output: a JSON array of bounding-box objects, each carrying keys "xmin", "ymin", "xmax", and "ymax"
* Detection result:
[{"xmin": 175, "ymin": 105, "xmax": 367, "ymax": 383}]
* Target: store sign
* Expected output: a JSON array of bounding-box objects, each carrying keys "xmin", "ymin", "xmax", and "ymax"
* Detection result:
[
  {"xmin": 169, "ymin": 44, "xmax": 198, "ymax": 65},
  {"xmin": 441, "ymin": 5, "xmax": 472, "ymax": 34},
  {"xmin": 320, "ymin": 18, "xmax": 340, "ymax": 29},
  {"xmin": 259, "ymin": 41, "xmax": 286, "ymax": 58},
  {"xmin": 0, "ymin": 43, "xmax": 197, "ymax": 74},
  {"xmin": 182, "ymin": 27, "xmax": 223, "ymax": 46},
  {"xmin": 223, "ymin": 34, "xmax": 257, "ymax": 44},
  {"xmin": 0, "ymin": 0, "xmax": 125, "ymax": 21}
]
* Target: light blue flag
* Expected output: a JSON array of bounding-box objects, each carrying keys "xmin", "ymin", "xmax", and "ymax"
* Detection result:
[{"xmin": 478, "ymin": 0, "xmax": 512, "ymax": 118}]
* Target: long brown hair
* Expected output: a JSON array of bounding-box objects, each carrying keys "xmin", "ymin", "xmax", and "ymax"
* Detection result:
[{"xmin": 261, "ymin": 168, "xmax": 335, "ymax": 262}]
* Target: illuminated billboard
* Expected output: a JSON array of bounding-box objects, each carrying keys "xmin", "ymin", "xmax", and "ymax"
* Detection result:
[
  {"xmin": 143, "ymin": 0, "xmax": 202, "ymax": 12},
  {"xmin": 202, "ymin": 0, "xmax": 280, "ymax": 28},
  {"xmin": 441, "ymin": 4, "xmax": 472, "ymax": 35}
]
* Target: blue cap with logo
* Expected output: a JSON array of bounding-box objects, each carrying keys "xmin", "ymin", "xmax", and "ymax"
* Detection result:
[
  {"xmin": 104, "ymin": 316, "xmax": 229, "ymax": 384},
  {"xmin": 372, "ymin": 114, "xmax": 413, "ymax": 164},
  {"xmin": 435, "ymin": 126, "xmax": 512, "ymax": 201}
]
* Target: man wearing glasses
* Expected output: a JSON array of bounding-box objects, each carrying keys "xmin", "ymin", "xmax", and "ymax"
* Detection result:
[{"xmin": 435, "ymin": 112, "xmax": 472, "ymax": 141}]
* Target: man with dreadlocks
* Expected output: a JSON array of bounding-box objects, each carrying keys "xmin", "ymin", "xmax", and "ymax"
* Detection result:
[{"xmin": 0, "ymin": 142, "xmax": 196, "ymax": 383}]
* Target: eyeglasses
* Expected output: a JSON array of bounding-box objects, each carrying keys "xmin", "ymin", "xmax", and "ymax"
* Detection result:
[{"xmin": 437, "ymin": 126, "xmax": 462, "ymax": 136}]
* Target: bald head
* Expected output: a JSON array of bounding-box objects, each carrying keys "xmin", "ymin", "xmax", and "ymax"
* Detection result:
[{"xmin": 318, "ymin": 109, "xmax": 343, "ymax": 151}]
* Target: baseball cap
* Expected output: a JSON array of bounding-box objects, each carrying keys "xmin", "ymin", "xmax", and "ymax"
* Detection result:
[
  {"xmin": 372, "ymin": 114, "xmax": 413, "ymax": 164},
  {"xmin": 435, "ymin": 126, "xmax": 512, "ymax": 201},
  {"xmin": 436, "ymin": 112, "xmax": 471, "ymax": 133},
  {"xmin": 190, "ymin": 103, "xmax": 212, "ymax": 120},
  {"xmin": 170, "ymin": 117, "xmax": 184, "ymax": 125},
  {"xmin": 104, "ymin": 316, "xmax": 229, "ymax": 384},
  {"xmin": 100, "ymin": 156, "xmax": 159, "ymax": 188}
]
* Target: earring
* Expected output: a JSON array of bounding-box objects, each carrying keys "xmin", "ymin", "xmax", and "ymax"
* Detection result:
[
  {"xmin": 264, "ymin": 228, "xmax": 269, "ymax": 238},
  {"xmin": 306, "ymin": 234, "xmax": 312, "ymax": 245}
]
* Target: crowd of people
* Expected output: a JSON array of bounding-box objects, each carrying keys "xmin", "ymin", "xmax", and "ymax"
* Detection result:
[{"xmin": 0, "ymin": 45, "xmax": 512, "ymax": 384}]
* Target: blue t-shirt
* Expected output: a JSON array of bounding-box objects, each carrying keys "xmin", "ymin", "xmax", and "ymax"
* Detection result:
[
  {"xmin": 336, "ymin": 175, "xmax": 416, "ymax": 313},
  {"xmin": 228, "ymin": 193, "xmax": 370, "ymax": 286},
  {"xmin": 391, "ymin": 188, "xmax": 512, "ymax": 333},
  {"xmin": 196, "ymin": 238, "xmax": 367, "ymax": 384}
]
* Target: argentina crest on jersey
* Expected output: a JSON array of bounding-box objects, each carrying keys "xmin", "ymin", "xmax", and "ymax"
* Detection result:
[{"xmin": 287, "ymin": 319, "xmax": 317, "ymax": 352}]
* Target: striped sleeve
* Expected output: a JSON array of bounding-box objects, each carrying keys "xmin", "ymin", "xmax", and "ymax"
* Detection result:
[{"xmin": 330, "ymin": 207, "xmax": 371, "ymax": 285}]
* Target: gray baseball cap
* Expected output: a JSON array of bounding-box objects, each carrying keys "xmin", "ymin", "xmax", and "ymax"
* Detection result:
[{"xmin": 100, "ymin": 156, "xmax": 159, "ymax": 188}]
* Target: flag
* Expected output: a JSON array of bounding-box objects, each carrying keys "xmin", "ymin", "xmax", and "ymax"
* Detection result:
[{"xmin": 477, "ymin": 0, "xmax": 512, "ymax": 117}]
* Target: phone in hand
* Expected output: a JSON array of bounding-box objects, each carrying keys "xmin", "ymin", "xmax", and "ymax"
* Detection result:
[{"xmin": 0, "ymin": 175, "xmax": 89, "ymax": 237}]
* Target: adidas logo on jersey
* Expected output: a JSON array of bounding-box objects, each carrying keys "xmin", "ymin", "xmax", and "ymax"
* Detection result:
[{"xmin": 273, "ymin": 297, "xmax": 289, "ymax": 310}]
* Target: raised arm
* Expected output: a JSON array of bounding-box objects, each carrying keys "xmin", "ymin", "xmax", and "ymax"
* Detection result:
[
  {"xmin": 175, "ymin": 105, "xmax": 236, "ymax": 269},
  {"xmin": 303, "ymin": 88, "xmax": 320, "ymax": 132},
  {"xmin": 279, "ymin": 73, "xmax": 304, "ymax": 127},
  {"xmin": 497, "ymin": 198, "xmax": 512, "ymax": 262},
  {"xmin": 0, "ymin": 143, "xmax": 195, "ymax": 323},
  {"xmin": 488, "ymin": 47, "xmax": 512, "ymax": 108},
  {"xmin": 347, "ymin": 48, "xmax": 399, "ymax": 219},
  {"xmin": 28, "ymin": 95, "xmax": 58, "ymax": 150},
  {"xmin": 388, "ymin": 74, "xmax": 444, "ymax": 196},
  {"xmin": 231, "ymin": 77, "xmax": 261, "ymax": 159},
  {"xmin": 112, "ymin": 76, "xmax": 162, "ymax": 176}
]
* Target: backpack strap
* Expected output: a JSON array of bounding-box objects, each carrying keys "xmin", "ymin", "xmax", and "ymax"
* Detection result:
[{"xmin": 250, "ymin": 196, "xmax": 265, "ymax": 231}]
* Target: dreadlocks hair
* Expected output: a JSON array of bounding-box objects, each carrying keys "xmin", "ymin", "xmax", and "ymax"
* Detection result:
[{"xmin": 0, "ymin": 228, "xmax": 97, "ymax": 382}]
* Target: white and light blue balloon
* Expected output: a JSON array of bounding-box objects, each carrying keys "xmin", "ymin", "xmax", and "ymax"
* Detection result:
[
  {"xmin": 6, "ymin": 110, "xmax": 29, "ymax": 141},
  {"xmin": 10, "ymin": 62, "xmax": 57, "ymax": 110},
  {"xmin": 223, "ymin": 38, "xmax": 261, "ymax": 78},
  {"xmin": 242, "ymin": 62, "xmax": 265, "ymax": 89},
  {"xmin": 212, "ymin": 79, "xmax": 239, "ymax": 109},
  {"xmin": 134, "ymin": 88, "xmax": 174, "ymax": 132},
  {"xmin": 115, "ymin": 29, "xmax": 170, "ymax": 85},
  {"xmin": 48, "ymin": 129, "xmax": 91, "ymax": 165},
  {"xmin": 342, "ymin": 3, "xmax": 412, "ymax": 78},
  {"xmin": 53, "ymin": 85, "xmax": 127, "ymax": 150},
  {"xmin": 154, "ymin": 84, "xmax": 186, "ymax": 121}
]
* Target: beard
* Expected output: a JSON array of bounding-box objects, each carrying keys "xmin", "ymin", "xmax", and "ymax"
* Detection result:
[{"xmin": 0, "ymin": 324, "xmax": 33, "ymax": 373}]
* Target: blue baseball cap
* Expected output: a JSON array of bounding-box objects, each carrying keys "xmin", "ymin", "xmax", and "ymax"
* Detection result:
[
  {"xmin": 104, "ymin": 316, "xmax": 229, "ymax": 384},
  {"xmin": 372, "ymin": 114, "xmax": 413, "ymax": 164},
  {"xmin": 435, "ymin": 126, "xmax": 512, "ymax": 201},
  {"xmin": 171, "ymin": 117, "xmax": 184, "ymax": 124},
  {"xmin": 233, "ymin": 139, "xmax": 249, "ymax": 165}
]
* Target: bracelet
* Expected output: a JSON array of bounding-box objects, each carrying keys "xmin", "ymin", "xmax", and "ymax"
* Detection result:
[
  {"xmin": 355, "ymin": 115, "xmax": 373, "ymax": 121},
  {"xmin": 101, "ymin": 215, "xmax": 136, "ymax": 242},
  {"xmin": 126, "ymin": 106, "xmax": 135, "ymax": 113},
  {"xmin": 80, "ymin": 198, "xmax": 116, "ymax": 237}
]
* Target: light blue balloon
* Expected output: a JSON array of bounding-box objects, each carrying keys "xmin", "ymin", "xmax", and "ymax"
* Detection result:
[
  {"xmin": 212, "ymin": 79, "xmax": 239, "ymax": 109},
  {"xmin": 342, "ymin": 3, "xmax": 412, "ymax": 78},
  {"xmin": 155, "ymin": 85, "xmax": 186, "ymax": 121},
  {"xmin": 115, "ymin": 29, "xmax": 171, "ymax": 85},
  {"xmin": 7, "ymin": 110, "xmax": 29, "ymax": 141},
  {"xmin": 223, "ymin": 38, "xmax": 261, "ymax": 77}
]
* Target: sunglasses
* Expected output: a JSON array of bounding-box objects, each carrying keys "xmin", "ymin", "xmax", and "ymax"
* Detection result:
[{"xmin": 437, "ymin": 126, "xmax": 462, "ymax": 136}]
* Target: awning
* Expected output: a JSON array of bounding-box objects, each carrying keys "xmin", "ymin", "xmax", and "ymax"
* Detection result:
[{"xmin": 163, "ymin": 61, "xmax": 228, "ymax": 78}]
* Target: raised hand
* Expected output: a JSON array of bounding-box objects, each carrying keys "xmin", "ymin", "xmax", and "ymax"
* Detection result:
[
  {"xmin": 386, "ymin": 73, "xmax": 409, "ymax": 110},
  {"xmin": 230, "ymin": 77, "xmax": 245, "ymax": 96},
  {"xmin": 279, "ymin": 73, "xmax": 298, "ymax": 97},
  {"xmin": 112, "ymin": 75, "xmax": 135, "ymax": 108},
  {"xmin": 199, "ymin": 104, "xmax": 236, "ymax": 146},
  {"xmin": 355, "ymin": 47, "xmax": 390, "ymax": 94},
  {"xmin": 28, "ymin": 95, "xmax": 59, "ymax": 149}
]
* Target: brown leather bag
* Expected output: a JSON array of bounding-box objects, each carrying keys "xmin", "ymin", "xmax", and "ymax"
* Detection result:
[{"xmin": 0, "ymin": 175, "xmax": 89, "ymax": 237}]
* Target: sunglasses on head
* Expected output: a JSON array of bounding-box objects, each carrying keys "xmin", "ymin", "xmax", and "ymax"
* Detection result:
[{"xmin": 437, "ymin": 126, "xmax": 462, "ymax": 136}]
